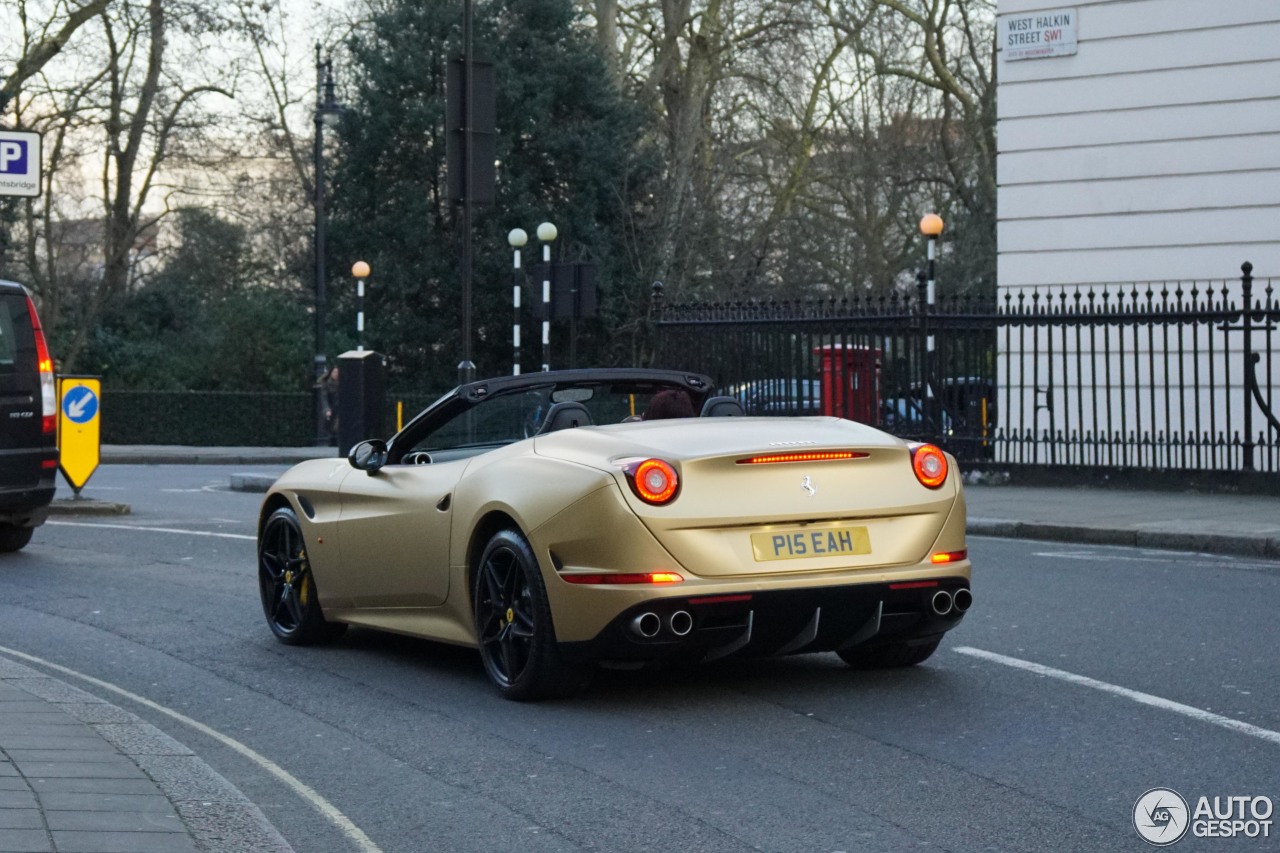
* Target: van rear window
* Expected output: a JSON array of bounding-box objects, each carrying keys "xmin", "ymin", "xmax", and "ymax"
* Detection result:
[{"xmin": 0, "ymin": 294, "xmax": 35, "ymax": 373}]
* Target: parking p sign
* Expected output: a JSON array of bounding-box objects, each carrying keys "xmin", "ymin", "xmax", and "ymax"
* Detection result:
[{"xmin": 0, "ymin": 130, "xmax": 42, "ymax": 198}]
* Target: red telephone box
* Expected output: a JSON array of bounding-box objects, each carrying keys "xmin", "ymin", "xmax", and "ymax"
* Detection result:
[{"xmin": 815, "ymin": 345, "xmax": 881, "ymax": 424}]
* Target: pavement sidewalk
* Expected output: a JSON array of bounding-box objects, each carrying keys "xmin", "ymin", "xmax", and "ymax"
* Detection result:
[
  {"xmin": 0, "ymin": 657, "xmax": 291, "ymax": 853},
  {"xmin": 964, "ymin": 481, "xmax": 1280, "ymax": 559}
]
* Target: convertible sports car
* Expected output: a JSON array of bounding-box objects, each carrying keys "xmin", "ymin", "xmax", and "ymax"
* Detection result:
[{"xmin": 257, "ymin": 368, "xmax": 972, "ymax": 700}]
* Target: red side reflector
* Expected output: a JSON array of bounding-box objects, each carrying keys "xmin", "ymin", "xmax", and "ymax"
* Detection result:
[
  {"xmin": 41, "ymin": 459, "xmax": 58, "ymax": 470},
  {"xmin": 737, "ymin": 451, "xmax": 868, "ymax": 465},
  {"xmin": 561, "ymin": 572, "xmax": 684, "ymax": 585},
  {"xmin": 930, "ymin": 550, "xmax": 968, "ymax": 564},
  {"xmin": 889, "ymin": 580, "xmax": 940, "ymax": 590},
  {"xmin": 687, "ymin": 594, "xmax": 753, "ymax": 605}
]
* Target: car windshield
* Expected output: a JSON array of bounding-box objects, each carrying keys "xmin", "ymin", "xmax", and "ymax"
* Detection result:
[{"xmin": 406, "ymin": 378, "xmax": 697, "ymax": 454}]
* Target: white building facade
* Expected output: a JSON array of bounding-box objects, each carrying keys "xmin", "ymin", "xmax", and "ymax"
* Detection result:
[{"xmin": 994, "ymin": 0, "xmax": 1280, "ymax": 470}]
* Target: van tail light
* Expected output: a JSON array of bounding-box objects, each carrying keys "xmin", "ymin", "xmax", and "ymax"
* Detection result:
[
  {"xmin": 910, "ymin": 443, "xmax": 948, "ymax": 488},
  {"xmin": 25, "ymin": 295, "xmax": 56, "ymax": 436}
]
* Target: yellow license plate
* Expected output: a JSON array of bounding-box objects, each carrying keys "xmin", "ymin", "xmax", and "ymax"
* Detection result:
[{"xmin": 751, "ymin": 526, "xmax": 871, "ymax": 561}]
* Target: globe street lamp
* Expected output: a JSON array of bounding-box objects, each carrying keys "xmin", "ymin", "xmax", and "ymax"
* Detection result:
[
  {"xmin": 352, "ymin": 260, "xmax": 371, "ymax": 352},
  {"xmin": 508, "ymin": 228, "xmax": 528, "ymax": 375},
  {"xmin": 918, "ymin": 213, "xmax": 944, "ymax": 425},
  {"xmin": 313, "ymin": 44, "xmax": 343, "ymax": 445},
  {"xmin": 537, "ymin": 221, "xmax": 557, "ymax": 372}
]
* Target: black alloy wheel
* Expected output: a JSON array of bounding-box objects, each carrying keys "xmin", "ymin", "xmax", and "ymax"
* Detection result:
[
  {"xmin": 473, "ymin": 529, "xmax": 589, "ymax": 701},
  {"xmin": 258, "ymin": 507, "xmax": 346, "ymax": 645}
]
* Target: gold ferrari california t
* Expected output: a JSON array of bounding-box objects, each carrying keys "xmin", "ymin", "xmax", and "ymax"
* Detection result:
[{"xmin": 257, "ymin": 368, "xmax": 971, "ymax": 700}]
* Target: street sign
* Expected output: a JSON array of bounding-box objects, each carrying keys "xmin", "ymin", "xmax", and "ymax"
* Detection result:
[
  {"xmin": 0, "ymin": 129, "xmax": 42, "ymax": 198},
  {"xmin": 58, "ymin": 376, "xmax": 101, "ymax": 493},
  {"xmin": 999, "ymin": 8, "xmax": 1078, "ymax": 61}
]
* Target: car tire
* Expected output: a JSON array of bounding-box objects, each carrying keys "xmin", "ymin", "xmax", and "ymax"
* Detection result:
[
  {"xmin": 0, "ymin": 524, "xmax": 34, "ymax": 553},
  {"xmin": 258, "ymin": 506, "xmax": 347, "ymax": 646},
  {"xmin": 473, "ymin": 528, "xmax": 591, "ymax": 701},
  {"xmin": 837, "ymin": 637, "xmax": 941, "ymax": 669}
]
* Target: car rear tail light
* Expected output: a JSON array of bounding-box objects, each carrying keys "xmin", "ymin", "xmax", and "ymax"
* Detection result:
[
  {"xmin": 561, "ymin": 572, "xmax": 684, "ymax": 585},
  {"xmin": 910, "ymin": 443, "xmax": 948, "ymax": 488},
  {"xmin": 623, "ymin": 458, "xmax": 679, "ymax": 504},
  {"xmin": 737, "ymin": 450, "xmax": 868, "ymax": 464},
  {"xmin": 25, "ymin": 295, "xmax": 56, "ymax": 436},
  {"xmin": 930, "ymin": 549, "xmax": 967, "ymax": 564}
]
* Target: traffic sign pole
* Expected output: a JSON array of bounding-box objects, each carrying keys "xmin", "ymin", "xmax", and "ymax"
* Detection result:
[{"xmin": 57, "ymin": 376, "xmax": 102, "ymax": 496}]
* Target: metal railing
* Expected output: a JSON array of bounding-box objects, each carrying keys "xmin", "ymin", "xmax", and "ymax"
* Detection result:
[{"xmin": 654, "ymin": 263, "xmax": 1280, "ymax": 473}]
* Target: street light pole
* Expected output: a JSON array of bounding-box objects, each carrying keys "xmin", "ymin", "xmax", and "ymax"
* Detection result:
[
  {"xmin": 918, "ymin": 213, "xmax": 944, "ymax": 427},
  {"xmin": 313, "ymin": 44, "xmax": 342, "ymax": 445},
  {"xmin": 537, "ymin": 221, "xmax": 557, "ymax": 372},
  {"xmin": 508, "ymin": 228, "xmax": 528, "ymax": 375},
  {"xmin": 352, "ymin": 261, "xmax": 371, "ymax": 352}
]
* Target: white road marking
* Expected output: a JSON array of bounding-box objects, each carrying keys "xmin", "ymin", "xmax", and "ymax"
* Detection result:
[
  {"xmin": 954, "ymin": 646, "xmax": 1280, "ymax": 747},
  {"xmin": 48, "ymin": 520, "xmax": 255, "ymax": 541},
  {"xmin": 0, "ymin": 644, "xmax": 382, "ymax": 853}
]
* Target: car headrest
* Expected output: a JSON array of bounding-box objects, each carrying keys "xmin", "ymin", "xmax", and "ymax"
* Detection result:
[
  {"xmin": 699, "ymin": 395, "xmax": 745, "ymax": 417},
  {"xmin": 537, "ymin": 401, "xmax": 593, "ymax": 434}
]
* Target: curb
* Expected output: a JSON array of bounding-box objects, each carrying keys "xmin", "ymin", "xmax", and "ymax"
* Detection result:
[
  {"xmin": 229, "ymin": 473, "xmax": 276, "ymax": 494},
  {"xmin": 967, "ymin": 518, "xmax": 1280, "ymax": 560},
  {"xmin": 49, "ymin": 498, "xmax": 132, "ymax": 516},
  {"xmin": 102, "ymin": 447, "xmax": 336, "ymax": 466}
]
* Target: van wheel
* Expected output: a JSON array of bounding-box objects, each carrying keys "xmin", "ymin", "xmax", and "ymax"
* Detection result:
[{"xmin": 0, "ymin": 524, "xmax": 34, "ymax": 553}]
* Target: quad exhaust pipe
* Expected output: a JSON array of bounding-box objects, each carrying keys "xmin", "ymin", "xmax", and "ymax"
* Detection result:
[
  {"xmin": 668, "ymin": 610, "xmax": 693, "ymax": 637},
  {"xmin": 630, "ymin": 612, "xmax": 661, "ymax": 639},
  {"xmin": 928, "ymin": 588, "xmax": 972, "ymax": 617},
  {"xmin": 629, "ymin": 610, "xmax": 695, "ymax": 639}
]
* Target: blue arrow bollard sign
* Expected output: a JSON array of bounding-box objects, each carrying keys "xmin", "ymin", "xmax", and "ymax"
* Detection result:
[{"xmin": 62, "ymin": 386, "xmax": 99, "ymax": 424}]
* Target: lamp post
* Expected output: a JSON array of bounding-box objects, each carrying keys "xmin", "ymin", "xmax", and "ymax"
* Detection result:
[
  {"xmin": 312, "ymin": 44, "xmax": 343, "ymax": 445},
  {"xmin": 508, "ymin": 228, "xmax": 528, "ymax": 375},
  {"xmin": 918, "ymin": 213, "xmax": 944, "ymax": 425},
  {"xmin": 352, "ymin": 261, "xmax": 370, "ymax": 352},
  {"xmin": 536, "ymin": 221, "xmax": 557, "ymax": 372}
]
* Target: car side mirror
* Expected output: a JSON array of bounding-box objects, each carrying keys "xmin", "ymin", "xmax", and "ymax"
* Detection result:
[{"xmin": 348, "ymin": 439, "xmax": 388, "ymax": 474}]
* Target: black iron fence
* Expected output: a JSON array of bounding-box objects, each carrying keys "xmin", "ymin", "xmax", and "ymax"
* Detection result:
[
  {"xmin": 653, "ymin": 263, "xmax": 1280, "ymax": 474},
  {"xmin": 101, "ymin": 389, "xmax": 442, "ymax": 447}
]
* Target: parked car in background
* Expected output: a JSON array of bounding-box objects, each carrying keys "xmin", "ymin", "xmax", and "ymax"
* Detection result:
[
  {"xmin": 0, "ymin": 280, "xmax": 58, "ymax": 552},
  {"xmin": 881, "ymin": 377, "xmax": 995, "ymax": 435},
  {"xmin": 732, "ymin": 378, "xmax": 822, "ymax": 416}
]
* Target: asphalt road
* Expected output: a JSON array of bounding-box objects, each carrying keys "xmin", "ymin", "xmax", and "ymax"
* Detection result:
[{"xmin": 1, "ymin": 465, "xmax": 1277, "ymax": 852}]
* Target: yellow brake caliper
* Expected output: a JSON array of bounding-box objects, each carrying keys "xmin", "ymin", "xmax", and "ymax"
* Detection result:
[{"xmin": 292, "ymin": 549, "xmax": 309, "ymax": 605}]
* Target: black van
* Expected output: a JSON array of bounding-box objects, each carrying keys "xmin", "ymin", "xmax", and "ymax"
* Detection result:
[{"xmin": 0, "ymin": 280, "xmax": 57, "ymax": 552}]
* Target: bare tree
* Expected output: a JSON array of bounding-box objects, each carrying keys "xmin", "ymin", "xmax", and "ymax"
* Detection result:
[
  {"xmin": 0, "ymin": 0, "xmax": 112, "ymax": 114},
  {"xmin": 821, "ymin": 0, "xmax": 997, "ymax": 291},
  {"xmin": 7, "ymin": 0, "xmax": 236, "ymax": 369}
]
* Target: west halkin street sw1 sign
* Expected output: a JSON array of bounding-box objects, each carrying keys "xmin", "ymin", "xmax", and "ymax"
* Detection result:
[{"xmin": 58, "ymin": 376, "xmax": 101, "ymax": 493}]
